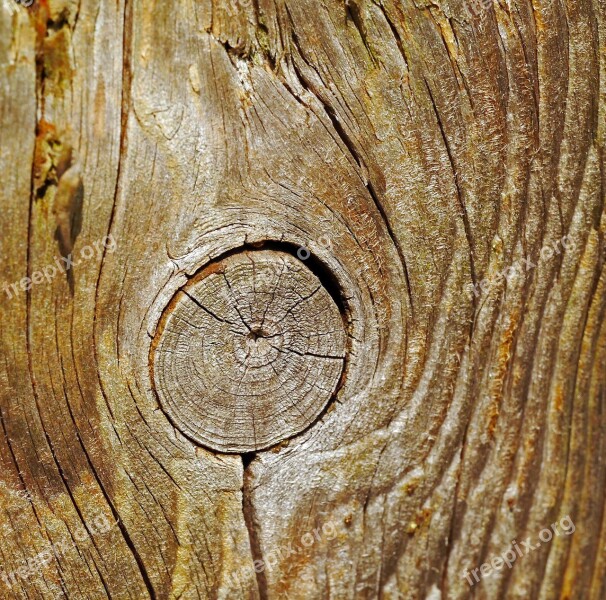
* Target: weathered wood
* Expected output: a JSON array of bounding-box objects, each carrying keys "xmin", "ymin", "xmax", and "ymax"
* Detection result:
[
  {"xmin": 152, "ymin": 249, "xmax": 346, "ymax": 453},
  {"xmin": 0, "ymin": 0, "xmax": 605, "ymax": 598}
]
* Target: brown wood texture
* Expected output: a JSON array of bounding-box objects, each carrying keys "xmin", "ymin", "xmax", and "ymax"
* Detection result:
[
  {"xmin": 0, "ymin": 0, "xmax": 605, "ymax": 598},
  {"xmin": 152, "ymin": 249, "xmax": 347, "ymax": 453}
]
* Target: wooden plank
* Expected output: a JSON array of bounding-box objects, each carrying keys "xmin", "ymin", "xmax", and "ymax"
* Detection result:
[{"xmin": 0, "ymin": 0, "xmax": 604, "ymax": 597}]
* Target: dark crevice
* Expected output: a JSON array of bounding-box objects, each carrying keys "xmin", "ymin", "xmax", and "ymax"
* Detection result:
[
  {"xmin": 19, "ymin": 0, "xmax": 70, "ymax": 567},
  {"xmin": 221, "ymin": 272, "xmax": 255, "ymax": 333},
  {"xmin": 46, "ymin": 10, "xmax": 70, "ymax": 32},
  {"xmin": 285, "ymin": 3, "xmax": 365, "ymax": 174},
  {"xmin": 372, "ymin": 0, "xmax": 409, "ymax": 70},
  {"xmin": 182, "ymin": 290, "xmax": 239, "ymax": 326},
  {"xmin": 242, "ymin": 455, "xmax": 268, "ymax": 600},
  {"xmin": 54, "ymin": 326, "xmax": 157, "ymax": 596},
  {"xmin": 210, "ymin": 14, "xmax": 276, "ymax": 71},
  {"xmin": 439, "ymin": 415, "xmax": 473, "ymax": 595},
  {"xmin": 179, "ymin": 241, "xmax": 349, "ymax": 322},
  {"xmin": 423, "ymin": 77, "xmax": 477, "ymax": 317},
  {"xmin": 291, "ymin": 55, "xmax": 363, "ymax": 175},
  {"xmin": 242, "ymin": 451, "xmax": 256, "ymax": 470},
  {"xmin": 214, "ymin": 36, "xmax": 250, "ymax": 60},
  {"xmin": 344, "ymin": 1, "xmax": 376, "ymax": 63},
  {"xmin": 286, "ymin": 38, "xmax": 415, "ymax": 315},
  {"xmin": 271, "ymin": 344, "xmax": 345, "ymax": 360},
  {"xmin": 366, "ymin": 179, "xmax": 415, "ymax": 315}
]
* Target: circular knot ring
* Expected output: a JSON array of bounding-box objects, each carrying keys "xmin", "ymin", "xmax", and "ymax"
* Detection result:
[{"xmin": 151, "ymin": 249, "xmax": 346, "ymax": 453}]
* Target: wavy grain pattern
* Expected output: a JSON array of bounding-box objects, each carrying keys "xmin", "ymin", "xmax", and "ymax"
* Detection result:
[{"xmin": 0, "ymin": 0, "xmax": 604, "ymax": 598}]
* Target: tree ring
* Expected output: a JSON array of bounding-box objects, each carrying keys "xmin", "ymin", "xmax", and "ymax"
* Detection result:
[{"xmin": 151, "ymin": 249, "xmax": 347, "ymax": 453}]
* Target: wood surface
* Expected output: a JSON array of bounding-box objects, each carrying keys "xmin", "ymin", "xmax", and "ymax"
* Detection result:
[
  {"xmin": 152, "ymin": 249, "xmax": 347, "ymax": 453},
  {"xmin": 0, "ymin": 0, "xmax": 605, "ymax": 598}
]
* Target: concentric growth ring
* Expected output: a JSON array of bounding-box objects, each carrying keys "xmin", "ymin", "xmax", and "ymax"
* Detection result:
[{"xmin": 151, "ymin": 249, "xmax": 346, "ymax": 453}]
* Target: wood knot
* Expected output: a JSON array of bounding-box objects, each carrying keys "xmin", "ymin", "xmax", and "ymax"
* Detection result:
[{"xmin": 151, "ymin": 249, "xmax": 347, "ymax": 453}]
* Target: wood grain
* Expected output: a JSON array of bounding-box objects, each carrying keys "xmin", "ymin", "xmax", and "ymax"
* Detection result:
[{"xmin": 0, "ymin": 0, "xmax": 604, "ymax": 598}]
